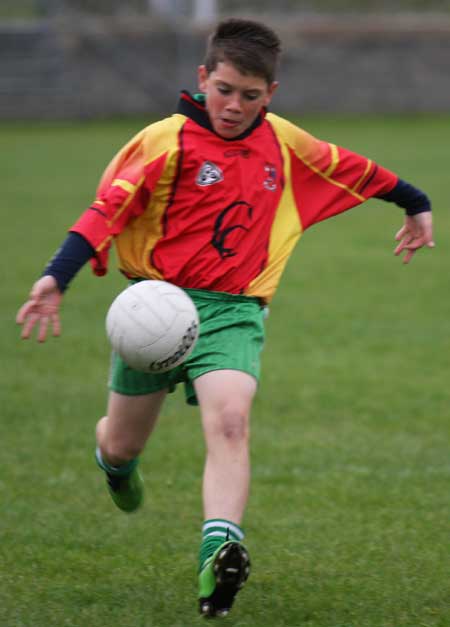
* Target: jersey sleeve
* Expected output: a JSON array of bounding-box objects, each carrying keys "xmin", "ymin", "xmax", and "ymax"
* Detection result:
[
  {"xmin": 268, "ymin": 114, "xmax": 398, "ymax": 231},
  {"xmin": 290, "ymin": 135, "xmax": 398, "ymax": 230},
  {"xmin": 70, "ymin": 128, "xmax": 168, "ymax": 275}
]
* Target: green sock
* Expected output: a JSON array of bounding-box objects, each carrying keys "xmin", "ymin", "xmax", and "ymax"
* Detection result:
[
  {"xmin": 95, "ymin": 447, "xmax": 138, "ymax": 477},
  {"xmin": 199, "ymin": 518, "xmax": 245, "ymax": 571}
]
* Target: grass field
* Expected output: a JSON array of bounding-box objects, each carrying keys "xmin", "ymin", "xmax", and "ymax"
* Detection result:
[{"xmin": 1, "ymin": 115, "xmax": 449, "ymax": 627}]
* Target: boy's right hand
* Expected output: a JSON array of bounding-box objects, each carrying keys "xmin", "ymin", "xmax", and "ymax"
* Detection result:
[{"xmin": 16, "ymin": 275, "xmax": 63, "ymax": 342}]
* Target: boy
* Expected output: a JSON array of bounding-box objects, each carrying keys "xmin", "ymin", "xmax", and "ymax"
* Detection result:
[{"xmin": 17, "ymin": 18, "xmax": 434, "ymax": 618}]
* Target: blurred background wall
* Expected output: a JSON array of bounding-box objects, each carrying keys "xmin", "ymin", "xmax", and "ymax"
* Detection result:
[{"xmin": 1, "ymin": 0, "xmax": 449, "ymax": 119}]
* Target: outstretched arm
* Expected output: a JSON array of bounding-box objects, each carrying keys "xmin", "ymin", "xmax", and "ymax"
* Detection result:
[
  {"xmin": 16, "ymin": 232, "xmax": 95, "ymax": 342},
  {"xmin": 16, "ymin": 275, "xmax": 63, "ymax": 342},
  {"xmin": 394, "ymin": 211, "xmax": 435, "ymax": 264}
]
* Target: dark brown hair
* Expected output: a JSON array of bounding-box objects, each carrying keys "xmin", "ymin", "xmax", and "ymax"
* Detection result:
[{"xmin": 204, "ymin": 18, "xmax": 281, "ymax": 85}]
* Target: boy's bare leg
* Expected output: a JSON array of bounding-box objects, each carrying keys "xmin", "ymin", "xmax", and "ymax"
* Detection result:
[
  {"xmin": 194, "ymin": 370, "xmax": 256, "ymax": 616},
  {"xmin": 195, "ymin": 370, "xmax": 256, "ymax": 523},
  {"xmin": 96, "ymin": 389, "xmax": 167, "ymax": 465},
  {"xmin": 95, "ymin": 389, "xmax": 167, "ymax": 511}
]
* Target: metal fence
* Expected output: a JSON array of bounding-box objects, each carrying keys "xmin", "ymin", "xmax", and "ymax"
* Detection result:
[
  {"xmin": 1, "ymin": 1, "xmax": 450, "ymax": 119},
  {"xmin": 2, "ymin": 0, "xmax": 450, "ymax": 19}
]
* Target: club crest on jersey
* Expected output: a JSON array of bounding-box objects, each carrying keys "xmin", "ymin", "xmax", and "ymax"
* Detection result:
[
  {"xmin": 263, "ymin": 163, "xmax": 277, "ymax": 191},
  {"xmin": 196, "ymin": 161, "xmax": 224, "ymax": 187}
]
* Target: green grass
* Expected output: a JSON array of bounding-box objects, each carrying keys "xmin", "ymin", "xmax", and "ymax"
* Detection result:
[{"xmin": 1, "ymin": 115, "xmax": 449, "ymax": 627}]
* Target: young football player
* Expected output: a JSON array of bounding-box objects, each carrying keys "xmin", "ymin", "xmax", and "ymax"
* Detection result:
[{"xmin": 17, "ymin": 18, "xmax": 434, "ymax": 618}]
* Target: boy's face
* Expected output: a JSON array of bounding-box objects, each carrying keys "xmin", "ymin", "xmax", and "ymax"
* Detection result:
[{"xmin": 197, "ymin": 62, "xmax": 278, "ymax": 139}]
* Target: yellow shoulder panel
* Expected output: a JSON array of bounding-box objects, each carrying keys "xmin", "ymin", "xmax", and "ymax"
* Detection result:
[{"xmin": 136, "ymin": 113, "xmax": 187, "ymax": 164}]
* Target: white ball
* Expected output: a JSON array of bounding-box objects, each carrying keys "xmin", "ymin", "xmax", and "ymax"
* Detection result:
[{"xmin": 106, "ymin": 280, "xmax": 199, "ymax": 373}]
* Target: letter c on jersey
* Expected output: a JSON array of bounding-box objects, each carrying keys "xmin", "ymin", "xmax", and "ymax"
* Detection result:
[{"xmin": 211, "ymin": 201, "xmax": 253, "ymax": 259}]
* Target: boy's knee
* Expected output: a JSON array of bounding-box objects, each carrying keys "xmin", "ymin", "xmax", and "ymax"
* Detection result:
[{"xmin": 209, "ymin": 405, "xmax": 250, "ymax": 444}]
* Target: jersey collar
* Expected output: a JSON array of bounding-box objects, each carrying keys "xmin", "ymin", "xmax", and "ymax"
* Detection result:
[{"xmin": 176, "ymin": 90, "xmax": 266, "ymax": 141}]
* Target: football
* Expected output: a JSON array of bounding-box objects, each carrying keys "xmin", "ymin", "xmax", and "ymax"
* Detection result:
[{"xmin": 106, "ymin": 280, "xmax": 199, "ymax": 373}]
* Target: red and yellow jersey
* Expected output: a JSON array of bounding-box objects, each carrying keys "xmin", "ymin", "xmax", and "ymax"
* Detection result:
[{"xmin": 71, "ymin": 92, "xmax": 397, "ymax": 303}]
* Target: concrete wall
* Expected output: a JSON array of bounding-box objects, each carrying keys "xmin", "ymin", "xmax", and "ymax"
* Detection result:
[{"xmin": 1, "ymin": 14, "xmax": 449, "ymax": 119}]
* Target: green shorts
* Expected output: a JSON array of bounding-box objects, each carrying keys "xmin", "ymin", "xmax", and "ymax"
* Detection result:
[{"xmin": 108, "ymin": 288, "xmax": 266, "ymax": 405}]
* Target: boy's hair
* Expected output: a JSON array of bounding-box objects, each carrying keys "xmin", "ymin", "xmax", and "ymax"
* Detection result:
[{"xmin": 204, "ymin": 18, "xmax": 281, "ymax": 85}]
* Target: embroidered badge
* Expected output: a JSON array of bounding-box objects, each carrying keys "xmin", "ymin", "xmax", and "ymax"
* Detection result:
[
  {"xmin": 196, "ymin": 161, "xmax": 224, "ymax": 187},
  {"xmin": 263, "ymin": 163, "xmax": 277, "ymax": 191}
]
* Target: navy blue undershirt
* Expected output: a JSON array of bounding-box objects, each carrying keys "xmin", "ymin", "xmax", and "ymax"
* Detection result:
[
  {"xmin": 378, "ymin": 178, "xmax": 430, "ymax": 216},
  {"xmin": 43, "ymin": 178, "xmax": 431, "ymax": 293},
  {"xmin": 43, "ymin": 231, "xmax": 95, "ymax": 292}
]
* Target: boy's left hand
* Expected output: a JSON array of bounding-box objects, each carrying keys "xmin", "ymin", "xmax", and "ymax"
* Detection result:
[{"xmin": 394, "ymin": 212, "xmax": 435, "ymax": 264}]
